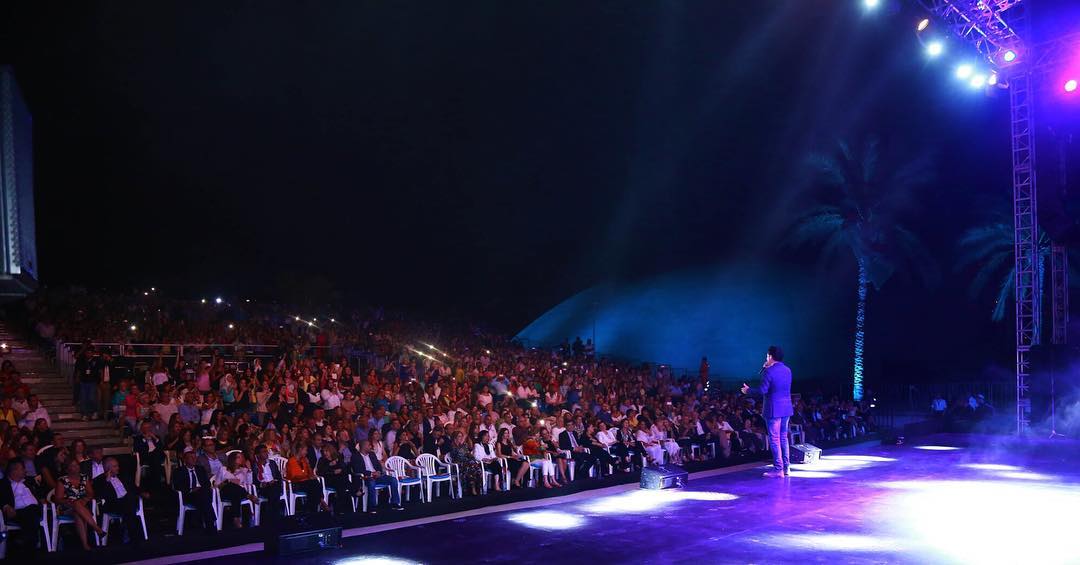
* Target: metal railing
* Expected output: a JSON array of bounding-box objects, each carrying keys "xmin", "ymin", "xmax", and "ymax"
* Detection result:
[{"xmin": 55, "ymin": 341, "xmax": 350, "ymax": 385}]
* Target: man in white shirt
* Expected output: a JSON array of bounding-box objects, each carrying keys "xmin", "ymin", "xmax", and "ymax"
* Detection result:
[
  {"xmin": 93, "ymin": 457, "xmax": 144, "ymax": 542},
  {"xmin": 0, "ymin": 460, "xmax": 43, "ymax": 552},
  {"xmin": 321, "ymin": 383, "xmax": 343, "ymax": 411},
  {"xmin": 19, "ymin": 395, "xmax": 50, "ymax": 429}
]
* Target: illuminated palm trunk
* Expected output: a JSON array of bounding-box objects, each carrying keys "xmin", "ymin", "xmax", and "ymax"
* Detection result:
[{"xmin": 852, "ymin": 257, "xmax": 867, "ymax": 401}]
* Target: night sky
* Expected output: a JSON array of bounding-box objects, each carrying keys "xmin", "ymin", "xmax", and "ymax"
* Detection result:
[{"xmin": 2, "ymin": 1, "xmax": 1077, "ymax": 382}]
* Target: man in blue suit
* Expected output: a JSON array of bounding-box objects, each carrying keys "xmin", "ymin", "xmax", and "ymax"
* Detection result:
[{"xmin": 742, "ymin": 345, "xmax": 793, "ymax": 478}]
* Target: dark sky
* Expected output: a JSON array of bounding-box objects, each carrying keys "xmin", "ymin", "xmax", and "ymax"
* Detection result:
[{"xmin": 2, "ymin": 1, "xmax": 1076, "ymax": 380}]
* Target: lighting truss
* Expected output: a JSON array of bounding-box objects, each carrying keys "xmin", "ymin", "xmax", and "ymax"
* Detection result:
[
  {"xmin": 914, "ymin": 0, "xmax": 1080, "ymax": 435},
  {"xmin": 917, "ymin": 0, "xmax": 1024, "ymax": 66}
]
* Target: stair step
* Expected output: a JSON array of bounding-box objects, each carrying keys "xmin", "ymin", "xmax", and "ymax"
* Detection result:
[{"xmin": 52, "ymin": 419, "xmax": 120, "ymax": 431}]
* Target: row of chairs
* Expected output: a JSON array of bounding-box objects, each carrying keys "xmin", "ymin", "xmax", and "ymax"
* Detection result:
[{"xmin": 0, "ymin": 491, "xmax": 149, "ymax": 553}]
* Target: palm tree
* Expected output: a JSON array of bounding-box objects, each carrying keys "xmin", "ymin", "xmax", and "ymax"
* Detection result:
[
  {"xmin": 957, "ymin": 214, "xmax": 1079, "ymax": 330},
  {"xmin": 789, "ymin": 138, "xmax": 938, "ymax": 401}
]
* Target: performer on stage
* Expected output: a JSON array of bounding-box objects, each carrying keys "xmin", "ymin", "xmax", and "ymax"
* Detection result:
[{"xmin": 741, "ymin": 345, "xmax": 793, "ymax": 478}]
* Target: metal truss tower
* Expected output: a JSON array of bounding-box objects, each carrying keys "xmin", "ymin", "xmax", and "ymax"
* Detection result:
[{"xmin": 917, "ymin": 0, "xmax": 1076, "ymax": 435}]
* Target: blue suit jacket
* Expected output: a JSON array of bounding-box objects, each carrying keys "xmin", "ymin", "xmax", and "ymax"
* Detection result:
[{"xmin": 758, "ymin": 362, "xmax": 793, "ymax": 419}]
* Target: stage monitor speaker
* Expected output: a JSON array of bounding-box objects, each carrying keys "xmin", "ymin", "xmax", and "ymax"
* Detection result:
[
  {"xmin": 267, "ymin": 525, "xmax": 342, "ymax": 556},
  {"xmin": 640, "ymin": 464, "xmax": 688, "ymax": 489},
  {"xmin": 790, "ymin": 444, "xmax": 821, "ymax": 464}
]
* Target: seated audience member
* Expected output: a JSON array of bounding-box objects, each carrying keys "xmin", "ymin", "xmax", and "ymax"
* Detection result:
[
  {"xmin": 94, "ymin": 456, "xmax": 146, "ymax": 542},
  {"xmin": 349, "ymin": 439, "xmax": 403, "ymax": 511},
  {"xmin": 0, "ymin": 460, "xmax": 44, "ymax": 553},
  {"xmin": 172, "ymin": 448, "xmax": 216, "ymax": 533},
  {"xmin": 284, "ymin": 440, "xmax": 327, "ymax": 512}
]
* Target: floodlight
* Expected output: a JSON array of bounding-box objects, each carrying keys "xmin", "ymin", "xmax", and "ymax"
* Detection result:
[
  {"xmin": 926, "ymin": 41, "xmax": 944, "ymax": 57},
  {"xmin": 955, "ymin": 64, "xmax": 974, "ymax": 79}
]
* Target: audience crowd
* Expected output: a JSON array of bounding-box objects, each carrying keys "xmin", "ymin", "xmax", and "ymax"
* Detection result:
[{"xmin": 0, "ymin": 287, "xmax": 876, "ymax": 555}]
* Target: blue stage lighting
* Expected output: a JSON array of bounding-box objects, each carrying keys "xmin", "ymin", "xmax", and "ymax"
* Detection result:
[
  {"xmin": 955, "ymin": 64, "xmax": 974, "ymax": 80},
  {"xmin": 863, "ymin": 0, "xmax": 880, "ymax": 9},
  {"xmin": 970, "ymin": 74, "xmax": 987, "ymax": 88},
  {"xmin": 926, "ymin": 41, "xmax": 944, "ymax": 57},
  {"xmin": 988, "ymin": 72, "xmax": 998, "ymax": 86},
  {"xmin": 1003, "ymin": 50, "xmax": 1017, "ymax": 62}
]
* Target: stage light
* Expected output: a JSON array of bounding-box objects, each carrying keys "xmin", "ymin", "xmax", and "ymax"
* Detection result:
[
  {"xmin": 215, "ymin": 297, "xmax": 223, "ymax": 304},
  {"xmin": 998, "ymin": 471, "xmax": 1053, "ymax": 481},
  {"xmin": 143, "ymin": 291, "xmax": 149, "ymax": 296},
  {"xmin": 580, "ymin": 489, "xmax": 738, "ymax": 514},
  {"xmin": 917, "ymin": 18, "xmax": 930, "ymax": 32},
  {"xmin": 150, "ymin": 287, "xmax": 155, "ymax": 291},
  {"xmin": 129, "ymin": 324, "xmax": 137, "ymax": 331},
  {"xmin": 863, "ymin": 0, "xmax": 880, "ymax": 9},
  {"xmin": 228, "ymin": 323, "xmax": 235, "ymax": 329},
  {"xmin": 295, "ymin": 316, "xmax": 301, "ymax": 321},
  {"xmin": 925, "ymin": 41, "xmax": 944, "ymax": 57},
  {"xmin": 955, "ymin": 64, "xmax": 974, "ymax": 80},
  {"xmin": 766, "ymin": 533, "xmax": 900, "ymax": 552},
  {"xmin": 961, "ymin": 463, "xmax": 1021, "ymax": 472},
  {"xmin": 1003, "ymin": 50, "xmax": 1017, "ymax": 62},
  {"xmin": 969, "ymin": 74, "xmax": 987, "ymax": 88},
  {"xmin": 507, "ymin": 510, "xmax": 585, "ymax": 530},
  {"xmin": 201, "ymin": 298, "xmax": 207, "ymax": 304},
  {"xmin": 1065, "ymin": 79, "xmax": 1078, "ymax": 93},
  {"xmin": 334, "ymin": 556, "xmax": 421, "ymax": 565},
  {"xmin": 988, "ymin": 72, "xmax": 998, "ymax": 86},
  {"xmin": 330, "ymin": 318, "xmax": 336, "ymax": 322},
  {"xmin": 914, "ymin": 445, "xmax": 961, "ymax": 451}
]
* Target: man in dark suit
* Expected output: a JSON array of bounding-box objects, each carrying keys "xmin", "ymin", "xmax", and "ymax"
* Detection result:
[
  {"xmin": 742, "ymin": 345, "xmax": 793, "ymax": 478},
  {"xmin": 348, "ymin": 440, "xmax": 402, "ymax": 511},
  {"xmin": 134, "ymin": 421, "xmax": 165, "ymax": 489},
  {"xmin": 80, "ymin": 445, "xmax": 106, "ymax": 479},
  {"xmin": 94, "ymin": 457, "xmax": 145, "ymax": 543},
  {"xmin": 558, "ymin": 425, "xmax": 597, "ymax": 480},
  {"xmin": 172, "ymin": 448, "xmax": 215, "ymax": 533},
  {"xmin": 0, "ymin": 460, "xmax": 44, "ymax": 553},
  {"xmin": 251, "ymin": 445, "xmax": 283, "ymax": 522}
]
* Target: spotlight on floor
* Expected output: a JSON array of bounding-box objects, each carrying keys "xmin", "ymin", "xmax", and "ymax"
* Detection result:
[{"xmin": 926, "ymin": 41, "xmax": 944, "ymax": 58}]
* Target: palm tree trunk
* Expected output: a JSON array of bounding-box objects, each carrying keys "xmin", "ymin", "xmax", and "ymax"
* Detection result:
[{"xmin": 853, "ymin": 257, "xmax": 867, "ymax": 401}]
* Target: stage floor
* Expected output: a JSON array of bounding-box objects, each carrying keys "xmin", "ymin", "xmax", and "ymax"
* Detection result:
[{"xmin": 212, "ymin": 434, "xmax": 1080, "ymax": 565}]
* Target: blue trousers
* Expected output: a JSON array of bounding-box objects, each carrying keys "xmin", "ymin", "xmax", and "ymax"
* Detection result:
[
  {"xmin": 79, "ymin": 382, "xmax": 99, "ymax": 416},
  {"xmin": 366, "ymin": 475, "xmax": 401, "ymax": 506},
  {"xmin": 766, "ymin": 416, "xmax": 791, "ymax": 471}
]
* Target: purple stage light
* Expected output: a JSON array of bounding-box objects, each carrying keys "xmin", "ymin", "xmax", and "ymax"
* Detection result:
[
  {"xmin": 1065, "ymin": 79, "xmax": 1078, "ymax": 93},
  {"xmin": 1003, "ymin": 50, "xmax": 1017, "ymax": 63}
]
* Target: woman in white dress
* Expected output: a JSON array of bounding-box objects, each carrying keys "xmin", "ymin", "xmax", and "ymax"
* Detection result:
[
  {"xmin": 653, "ymin": 420, "xmax": 683, "ymax": 465},
  {"xmin": 635, "ymin": 421, "xmax": 665, "ymax": 465}
]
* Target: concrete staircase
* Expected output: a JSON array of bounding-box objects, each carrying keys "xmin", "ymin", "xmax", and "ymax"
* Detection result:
[{"xmin": 0, "ymin": 323, "xmax": 129, "ymax": 455}]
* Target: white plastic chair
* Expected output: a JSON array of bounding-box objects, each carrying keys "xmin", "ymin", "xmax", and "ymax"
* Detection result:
[
  {"xmin": 416, "ymin": 454, "xmax": 454, "ymax": 502},
  {"xmin": 47, "ymin": 491, "xmax": 91, "ymax": 551},
  {"xmin": 0, "ymin": 500, "xmax": 52, "ymax": 552},
  {"xmin": 271, "ymin": 456, "xmax": 309, "ymax": 516},
  {"xmin": 134, "ymin": 452, "xmax": 151, "ymax": 489},
  {"xmin": 97, "ymin": 496, "xmax": 148, "ymax": 543},
  {"xmin": 174, "ymin": 489, "xmax": 204, "ymax": 535},
  {"xmin": 212, "ymin": 481, "xmax": 254, "ymax": 530},
  {"xmin": 479, "ymin": 455, "xmax": 507, "ymax": 494},
  {"xmin": 385, "ymin": 456, "xmax": 424, "ymax": 504}
]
